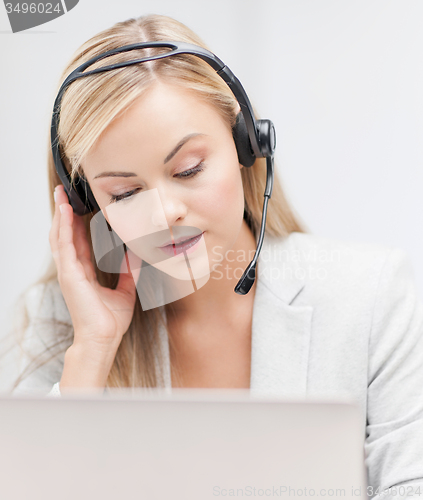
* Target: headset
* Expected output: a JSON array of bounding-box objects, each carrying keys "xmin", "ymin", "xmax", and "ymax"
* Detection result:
[{"xmin": 50, "ymin": 41, "xmax": 276, "ymax": 295}]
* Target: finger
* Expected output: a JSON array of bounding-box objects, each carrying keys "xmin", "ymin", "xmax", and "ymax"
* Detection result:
[
  {"xmin": 49, "ymin": 185, "xmax": 69, "ymax": 275},
  {"xmin": 57, "ymin": 202, "xmax": 87, "ymax": 284},
  {"xmin": 126, "ymin": 247, "xmax": 143, "ymax": 283},
  {"xmin": 53, "ymin": 185, "xmax": 97, "ymax": 284},
  {"xmin": 49, "ymin": 192, "xmax": 60, "ymax": 273},
  {"xmin": 115, "ymin": 247, "xmax": 142, "ymax": 297},
  {"xmin": 72, "ymin": 212, "xmax": 97, "ymax": 282}
]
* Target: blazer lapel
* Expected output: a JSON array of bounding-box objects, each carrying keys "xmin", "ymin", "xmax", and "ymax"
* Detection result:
[{"xmin": 250, "ymin": 233, "xmax": 313, "ymax": 397}]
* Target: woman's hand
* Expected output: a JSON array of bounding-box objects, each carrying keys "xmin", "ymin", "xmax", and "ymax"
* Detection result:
[{"xmin": 49, "ymin": 184, "xmax": 142, "ymax": 356}]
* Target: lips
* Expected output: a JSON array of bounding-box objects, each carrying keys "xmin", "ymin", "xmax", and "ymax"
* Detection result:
[
  {"xmin": 158, "ymin": 232, "xmax": 204, "ymax": 257},
  {"xmin": 158, "ymin": 232, "xmax": 203, "ymax": 248}
]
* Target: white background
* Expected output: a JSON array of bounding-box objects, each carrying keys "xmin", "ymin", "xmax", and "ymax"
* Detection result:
[{"xmin": 1, "ymin": 1, "xmax": 423, "ymax": 383}]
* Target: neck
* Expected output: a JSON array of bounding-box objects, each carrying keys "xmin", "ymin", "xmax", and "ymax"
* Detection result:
[{"xmin": 165, "ymin": 219, "xmax": 258, "ymax": 325}]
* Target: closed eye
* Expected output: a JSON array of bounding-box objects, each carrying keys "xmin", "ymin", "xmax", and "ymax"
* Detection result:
[{"xmin": 108, "ymin": 162, "xmax": 206, "ymax": 204}]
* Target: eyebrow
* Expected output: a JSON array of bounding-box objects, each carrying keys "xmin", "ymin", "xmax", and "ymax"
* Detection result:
[{"xmin": 93, "ymin": 132, "xmax": 206, "ymax": 179}]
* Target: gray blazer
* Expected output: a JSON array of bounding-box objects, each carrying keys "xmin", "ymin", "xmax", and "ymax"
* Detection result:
[{"xmin": 11, "ymin": 231, "xmax": 423, "ymax": 498}]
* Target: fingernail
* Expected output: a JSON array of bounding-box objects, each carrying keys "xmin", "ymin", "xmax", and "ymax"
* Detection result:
[
  {"xmin": 54, "ymin": 191, "xmax": 57, "ymax": 203},
  {"xmin": 59, "ymin": 204, "xmax": 65, "ymax": 214}
]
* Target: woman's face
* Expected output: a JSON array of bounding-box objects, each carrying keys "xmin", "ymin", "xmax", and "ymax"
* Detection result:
[{"xmin": 82, "ymin": 81, "xmax": 245, "ymax": 282}]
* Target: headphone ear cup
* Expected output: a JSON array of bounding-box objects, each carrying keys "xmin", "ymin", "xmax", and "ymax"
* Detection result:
[
  {"xmin": 232, "ymin": 112, "xmax": 256, "ymax": 168},
  {"xmin": 72, "ymin": 171, "xmax": 100, "ymax": 215}
]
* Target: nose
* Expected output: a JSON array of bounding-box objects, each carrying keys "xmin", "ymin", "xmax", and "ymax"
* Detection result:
[{"xmin": 151, "ymin": 187, "xmax": 187, "ymax": 229}]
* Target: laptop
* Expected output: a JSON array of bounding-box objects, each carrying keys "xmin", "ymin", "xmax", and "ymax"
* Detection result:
[{"xmin": 0, "ymin": 389, "xmax": 367, "ymax": 500}]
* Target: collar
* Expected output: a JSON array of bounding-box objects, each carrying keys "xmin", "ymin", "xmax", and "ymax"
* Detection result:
[{"xmin": 250, "ymin": 232, "xmax": 313, "ymax": 397}]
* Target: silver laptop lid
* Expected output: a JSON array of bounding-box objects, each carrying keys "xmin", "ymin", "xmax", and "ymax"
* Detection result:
[{"xmin": 0, "ymin": 390, "xmax": 367, "ymax": 500}]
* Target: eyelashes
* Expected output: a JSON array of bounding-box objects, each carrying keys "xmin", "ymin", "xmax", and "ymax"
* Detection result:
[{"xmin": 108, "ymin": 162, "xmax": 206, "ymax": 204}]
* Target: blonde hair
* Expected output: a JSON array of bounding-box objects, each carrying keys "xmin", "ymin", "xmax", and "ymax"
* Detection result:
[{"xmin": 10, "ymin": 13, "xmax": 307, "ymax": 391}]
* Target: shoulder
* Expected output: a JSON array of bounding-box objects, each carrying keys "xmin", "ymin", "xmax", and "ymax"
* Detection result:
[
  {"xmin": 265, "ymin": 230, "xmax": 410, "ymax": 277},
  {"xmin": 23, "ymin": 279, "xmax": 71, "ymax": 325},
  {"xmin": 261, "ymin": 231, "xmax": 415, "ymax": 309},
  {"xmin": 10, "ymin": 279, "xmax": 72, "ymax": 395},
  {"xmin": 289, "ymin": 231, "xmax": 413, "ymax": 285},
  {"xmin": 19, "ymin": 278, "xmax": 73, "ymax": 358},
  {"xmin": 266, "ymin": 231, "xmax": 396, "ymax": 266}
]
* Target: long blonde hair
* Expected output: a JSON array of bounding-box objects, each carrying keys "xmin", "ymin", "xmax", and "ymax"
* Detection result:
[{"xmin": 10, "ymin": 13, "xmax": 307, "ymax": 391}]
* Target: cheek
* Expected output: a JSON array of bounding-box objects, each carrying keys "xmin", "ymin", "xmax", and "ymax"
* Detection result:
[
  {"xmin": 191, "ymin": 167, "xmax": 244, "ymax": 222},
  {"xmin": 101, "ymin": 189, "xmax": 171, "ymax": 252}
]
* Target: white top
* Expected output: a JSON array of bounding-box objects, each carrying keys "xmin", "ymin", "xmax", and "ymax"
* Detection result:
[{"xmin": 9, "ymin": 231, "xmax": 423, "ymax": 497}]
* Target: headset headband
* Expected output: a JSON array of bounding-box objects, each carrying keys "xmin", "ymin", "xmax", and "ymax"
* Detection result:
[{"xmin": 50, "ymin": 40, "xmax": 276, "ymax": 294}]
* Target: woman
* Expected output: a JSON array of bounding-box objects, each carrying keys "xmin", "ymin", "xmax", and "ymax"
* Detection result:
[{"xmin": 9, "ymin": 13, "xmax": 423, "ymax": 495}]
